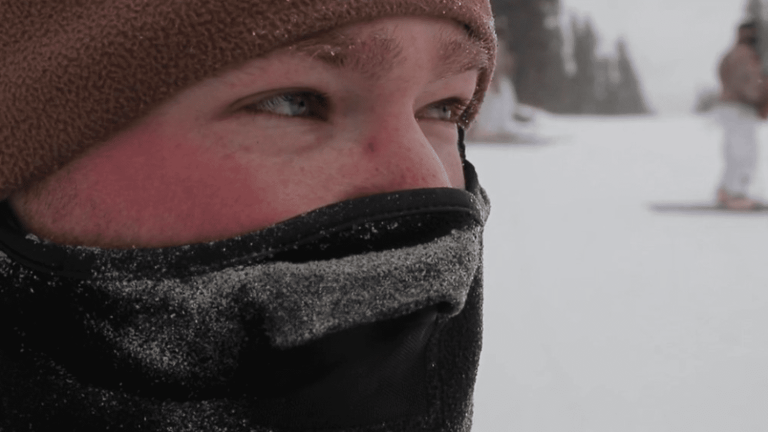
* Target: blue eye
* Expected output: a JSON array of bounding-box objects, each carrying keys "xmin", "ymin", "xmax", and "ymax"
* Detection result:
[
  {"xmin": 244, "ymin": 91, "xmax": 329, "ymax": 119},
  {"xmin": 420, "ymin": 99, "xmax": 468, "ymax": 123},
  {"xmin": 425, "ymin": 103, "xmax": 454, "ymax": 121}
]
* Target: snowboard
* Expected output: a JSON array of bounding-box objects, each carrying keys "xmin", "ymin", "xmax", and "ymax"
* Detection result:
[{"xmin": 649, "ymin": 202, "xmax": 768, "ymax": 214}]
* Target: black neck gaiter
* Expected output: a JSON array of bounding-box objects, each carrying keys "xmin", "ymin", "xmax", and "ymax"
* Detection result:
[{"xmin": 0, "ymin": 161, "xmax": 489, "ymax": 432}]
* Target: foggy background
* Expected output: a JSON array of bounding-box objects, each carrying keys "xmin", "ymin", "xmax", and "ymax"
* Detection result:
[
  {"xmin": 563, "ymin": 0, "xmax": 744, "ymax": 114},
  {"xmin": 470, "ymin": 0, "xmax": 768, "ymax": 431},
  {"xmin": 488, "ymin": 0, "xmax": 746, "ymax": 115}
]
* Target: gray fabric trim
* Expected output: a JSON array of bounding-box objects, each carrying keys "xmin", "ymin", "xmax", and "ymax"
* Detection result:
[{"xmin": 79, "ymin": 225, "xmax": 480, "ymax": 383}]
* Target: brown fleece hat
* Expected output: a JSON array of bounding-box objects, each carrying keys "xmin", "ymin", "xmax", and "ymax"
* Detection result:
[{"xmin": 0, "ymin": 0, "xmax": 496, "ymax": 197}]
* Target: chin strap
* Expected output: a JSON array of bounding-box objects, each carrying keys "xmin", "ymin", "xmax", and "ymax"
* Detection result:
[{"xmin": 459, "ymin": 125, "xmax": 467, "ymax": 164}]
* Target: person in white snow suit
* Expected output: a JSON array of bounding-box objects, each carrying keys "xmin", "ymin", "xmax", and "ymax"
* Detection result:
[
  {"xmin": 717, "ymin": 21, "xmax": 768, "ymax": 209},
  {"xmin": 0, "ymin": 1, "xmax": 496, "ymax": 431},
  {"xmin": 466, "ymin": 38, "xmax": 524, "ymax": 142}
]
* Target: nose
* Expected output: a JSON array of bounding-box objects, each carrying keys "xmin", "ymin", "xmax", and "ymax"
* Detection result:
[{"xmin": 343, "ymin": 113, "xmax": 458, "ymax": 200}]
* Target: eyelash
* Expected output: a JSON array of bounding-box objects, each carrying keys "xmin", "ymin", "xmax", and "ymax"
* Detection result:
[
  {"xmin": 419, "ymin": 98, "xmax": 470, "ymax": 124},
  {"xmin": 242, "ymin": 91, "xmax": 330, "ymax": 120}
]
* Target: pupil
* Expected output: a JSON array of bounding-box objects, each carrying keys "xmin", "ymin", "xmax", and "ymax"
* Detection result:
[{"xmin": 289, "ymin": 95, "xmax": 307, "ymax": 114}]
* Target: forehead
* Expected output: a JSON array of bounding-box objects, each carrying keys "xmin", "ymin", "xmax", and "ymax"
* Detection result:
[{"xmin": 286, "ymin": 18, "xmax": 490, "ymax": 80}]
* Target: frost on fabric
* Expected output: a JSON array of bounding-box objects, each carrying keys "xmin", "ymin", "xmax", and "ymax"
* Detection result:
[
  {"xmin": 76, "ymin": 224, "xmax": 482, "ymax": 382},
  {"xmin": 0, "ymin": 215, "xmax": 483, "ymax": 386}
]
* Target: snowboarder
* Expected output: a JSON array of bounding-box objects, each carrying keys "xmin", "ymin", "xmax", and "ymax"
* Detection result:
[
  {"xmin": 0, "ymin": 1, "xmax": 496, "ymax": 431},
  {"xmin": 466, "ymin": 38, "xmax": 539, "ymax": 143},
  {"xmin": 467, "ymin": 39, "xmax": 520, "ymax": 141},
  {"xmin": 716, "ymin": 21, "xmax": 768, "ymax": 210}
]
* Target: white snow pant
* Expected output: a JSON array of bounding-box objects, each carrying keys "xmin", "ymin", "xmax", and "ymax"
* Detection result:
[{"xmin": 717, "ymin": 102, "xmax": 759, "ymax": 197}]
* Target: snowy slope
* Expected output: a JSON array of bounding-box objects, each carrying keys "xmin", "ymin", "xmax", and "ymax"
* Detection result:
[{"xmin": 467, "ymin": 114, "xmax": 768, "ymax": 432}]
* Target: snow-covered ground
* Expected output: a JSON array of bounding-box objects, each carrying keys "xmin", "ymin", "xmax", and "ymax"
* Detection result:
[{"xmin": 468, "ymin": 114, "xmax": 768, "ymax": 432}]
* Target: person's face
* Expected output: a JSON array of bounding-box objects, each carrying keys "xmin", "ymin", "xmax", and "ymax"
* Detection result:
[
  {"xmin": 11, "ymin": 17, "xmax": 487, "ymax": 248},
  {"xmin": 739, "ymin": 27, "xmax": 758, "ymax": 45}
]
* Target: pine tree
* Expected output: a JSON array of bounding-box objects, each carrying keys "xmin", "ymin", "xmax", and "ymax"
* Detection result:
[
  {"xmin": 540, "ymin": 0, "xmax": 570, "ymax": 112},
  {"xmin": 745, "ymin": 0, "xmax": 768, "ymax": 72},
  {"xmin": 569, "ymin": 16, "xmax": 598, "ymax": 113},
  {"xmin": 490, "ymin": 0, "xmax": 550, "ymax": 107},
  {"xmin": 745, "ymin": 0, "xmax": 763, "ymax": 23},
  {"xmin": 594, "ymin": 56, "xmax": 619, "ymax": 114},
  {"xmin": 489, "ymin": 0, "xmax": 650, "ymax": 115},
  {"xmin": 613, "ymin": 39, "xmax": 649, "ymax": 114}
]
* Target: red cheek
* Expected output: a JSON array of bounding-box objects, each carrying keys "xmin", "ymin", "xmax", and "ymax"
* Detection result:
[{"xmin": 74, "ymin": 126, "xmax": 277, "ymax": 245}]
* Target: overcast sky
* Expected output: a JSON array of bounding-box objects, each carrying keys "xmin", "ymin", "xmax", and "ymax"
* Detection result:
[{"xmin": 561, "ymin": 0, "xmax": 747, "ymax": 114}]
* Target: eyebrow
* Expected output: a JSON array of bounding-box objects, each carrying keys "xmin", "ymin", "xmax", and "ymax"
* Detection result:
[
  {"xmin": 435, "ymin": 31, "xmax": 491, "ymax": 80},
  {"xmin": 291, "ymin": 31, "xmax": 404, "ymax": 80},
  {"xmin": 290, "ymin": 27, "xmax": 490, "ymax": 80}
]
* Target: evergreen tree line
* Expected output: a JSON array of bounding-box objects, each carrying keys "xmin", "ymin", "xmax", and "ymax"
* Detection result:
[
  {"xmin": 490, "ymin": 0, "xmax": 650, "ymax": 114},
  {"xmin": 745, "ymin": 0, "xmax": 768, "ymax": 71}
]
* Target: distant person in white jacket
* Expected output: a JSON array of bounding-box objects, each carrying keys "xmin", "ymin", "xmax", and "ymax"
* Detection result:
[
  {"xmin": 716, "ymin": 21, "xmax": 768, "ymax": 209},
  {"xmin": 467, "ymin": 40, "xmax": 528, "ymax": 142}
]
